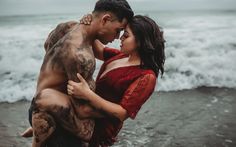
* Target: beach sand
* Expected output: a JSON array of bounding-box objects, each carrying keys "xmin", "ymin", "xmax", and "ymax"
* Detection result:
[{"xmin": 0, "ymin": 87, "xmax": 236, "ymax": 147}]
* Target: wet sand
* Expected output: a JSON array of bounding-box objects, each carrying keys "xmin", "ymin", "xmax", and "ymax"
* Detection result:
[
  {"xmin": 1, "ymin": 87, "xmax": 236, "ymax": 147},
  {"xmin": 0, "ymin": 100, "xmax": 31, "ymax": 147}
]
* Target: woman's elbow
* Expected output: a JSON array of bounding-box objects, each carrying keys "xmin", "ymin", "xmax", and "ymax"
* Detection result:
[{"xmin": 116, "ymin": 109, "xmax": 128, "ymax": 122}]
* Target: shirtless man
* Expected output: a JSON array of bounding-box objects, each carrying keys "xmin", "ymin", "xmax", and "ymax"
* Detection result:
[{"xmin": 23, "ymin": 0, "xmax": 133, "ymax": 146}]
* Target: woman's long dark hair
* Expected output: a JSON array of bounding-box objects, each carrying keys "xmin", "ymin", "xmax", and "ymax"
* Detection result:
[{"xmin": 129, "ymin": 15, "xmax": 165, "ymax": 76}]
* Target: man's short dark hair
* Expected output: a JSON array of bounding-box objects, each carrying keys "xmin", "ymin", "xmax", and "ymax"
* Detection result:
[{"xmin": 93, "ymin": 0, "xmax": 134, "ymax": 22}]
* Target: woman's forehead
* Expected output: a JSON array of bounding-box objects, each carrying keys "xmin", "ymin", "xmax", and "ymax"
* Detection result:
[{"xmin": 124, "ymin": 25, "xmax": 132, "ymax": 32}]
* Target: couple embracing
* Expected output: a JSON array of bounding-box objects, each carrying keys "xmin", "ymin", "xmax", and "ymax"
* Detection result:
[{"xmin": 22, "ymin": 0, "xmax": 165, "ymax": 146}]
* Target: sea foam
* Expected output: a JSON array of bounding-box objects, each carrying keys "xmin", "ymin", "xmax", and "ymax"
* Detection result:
[{"xmin": 0, "ymin": 11, "xmax": 236, "ymax": 102}]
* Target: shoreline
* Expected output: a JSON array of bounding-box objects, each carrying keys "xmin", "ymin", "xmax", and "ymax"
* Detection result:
[{"xmin": 1, "ymin": 87, "xmax": 236, "ymax": 147}]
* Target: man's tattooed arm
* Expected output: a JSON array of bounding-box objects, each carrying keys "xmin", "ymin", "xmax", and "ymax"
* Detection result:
[{"xmin": 44, "ymin": 21, "xmax": 78, "ymax": 52}]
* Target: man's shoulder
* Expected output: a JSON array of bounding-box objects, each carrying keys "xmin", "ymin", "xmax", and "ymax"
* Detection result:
[
  {"xmin": 44, "ymin": 21, "xmax": 79, "ymax": 51},
  {"xmin": 57, "ymin": 21, "xmax": 78, "ymax": 28},
  {"xmin": 54, "ymin": 21, "xmax": 79, "ymax": 35}
]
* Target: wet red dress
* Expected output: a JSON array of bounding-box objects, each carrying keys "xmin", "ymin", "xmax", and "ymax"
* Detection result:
[{"xmin": 89, "ymin": 47, "xmax": 157, "ymax": 146}]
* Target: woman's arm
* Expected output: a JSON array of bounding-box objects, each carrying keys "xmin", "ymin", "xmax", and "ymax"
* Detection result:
[
  {"xmin": 82, "ymin": 88, "xmax": 128, "ymax": 121},
  {"xmin": 67, "ymin": 73, "xmax": 128, "ymax": 121},
  {"xmin": 92, "ymin": 40, "xmax": 106, "ymax": 61}
]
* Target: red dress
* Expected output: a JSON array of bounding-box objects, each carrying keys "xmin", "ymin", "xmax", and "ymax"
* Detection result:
[{"xmin": 89, "ymin": 47, "xmax": 157, "ymax": 146}]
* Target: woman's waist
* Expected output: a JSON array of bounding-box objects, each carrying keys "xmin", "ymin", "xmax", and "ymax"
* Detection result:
[{"xmin": 94, "ymin": 118, "xmax": 123, "ymax": 140}]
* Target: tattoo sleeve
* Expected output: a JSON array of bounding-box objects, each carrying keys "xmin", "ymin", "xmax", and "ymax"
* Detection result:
[{"xmin": 44, "ymin": 21, "xmax": 78, "ymax": 52}]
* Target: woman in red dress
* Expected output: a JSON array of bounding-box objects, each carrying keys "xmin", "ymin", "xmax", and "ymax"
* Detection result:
[{"xmin": 67, "ymin": 15, "xmax": 165, "ymax": 146}]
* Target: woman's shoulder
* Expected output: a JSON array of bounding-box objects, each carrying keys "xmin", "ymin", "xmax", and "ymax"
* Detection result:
[
  {"xmin": 104, "ymin": 48, "xmax": 128, "ymax": 64},
  {"xmin": 140, "ymin": 68, "xmax": 157, "ymax": 78},
  {"xmin": 103, "ymin": 47, "xmax": 124, "ymax": 61},
  {"xmin": 128, "ymin": 68, "xmax": 157, "ymax": 83}
]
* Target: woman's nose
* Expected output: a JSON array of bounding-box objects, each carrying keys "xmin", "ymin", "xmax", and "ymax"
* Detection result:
[
  {"xmin": 120, "ymin": 35, "xmax": 124, "ymax": 41},
  {"xmin": 115, "ymin": 32, "xmax": 120, "ymax": 39}
]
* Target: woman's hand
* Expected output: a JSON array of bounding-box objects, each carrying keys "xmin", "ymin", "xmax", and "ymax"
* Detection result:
[
  {"xmin": 68, "ymin": 74, "xmax": 128, "ymax": 121},
  {"xmin": 79, "ymin": 14, "xmax": 92, "ymax": 25},
  {"xmin": 67, "ymin": 73, "xmax": 91, "ymax": 100}
]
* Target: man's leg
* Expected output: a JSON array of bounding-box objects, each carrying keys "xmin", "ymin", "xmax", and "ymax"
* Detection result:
[
  {"xmin": 34, "ymin": 88, "xmax": 95, "ymax": 142},
  {"xmin": 21, "ymin": 127, "xmax": 33, "ymax": 137},
  {"xmin": 32, "ymin": 112, "xmax": 56, "ymax": 147},
  {"xmin": 21, "ymin": 97, "xmax": 37, "ymax": 138}
]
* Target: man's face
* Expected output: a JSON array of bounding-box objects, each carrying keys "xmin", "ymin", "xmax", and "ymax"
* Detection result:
[{"xmin": 98, "ymin": 15, "xmax": 128, "ymax": 44}]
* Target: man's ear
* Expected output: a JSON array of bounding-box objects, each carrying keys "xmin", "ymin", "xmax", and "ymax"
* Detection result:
[{"xmin": 101, "ymin": 14, "xmax": 112, "ymax": 25}]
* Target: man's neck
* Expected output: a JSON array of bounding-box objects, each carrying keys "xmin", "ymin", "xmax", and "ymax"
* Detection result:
[{"xmin": 78, "ymin": 20, "xmax": 98, "ymax": 45}]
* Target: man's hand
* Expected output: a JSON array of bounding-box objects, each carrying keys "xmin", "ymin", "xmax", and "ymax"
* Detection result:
[{"xmin": 79, "ymin": 14, "xmax": 92, "ymax": 25}]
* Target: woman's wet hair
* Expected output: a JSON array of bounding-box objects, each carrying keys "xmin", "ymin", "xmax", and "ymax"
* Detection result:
[{"xmin": 129, "ymin": 15, "xmax": 165, "ymax": 76}]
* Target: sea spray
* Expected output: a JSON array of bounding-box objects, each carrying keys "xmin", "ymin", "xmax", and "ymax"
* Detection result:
[{"xmin": 0, "ymin": 11, "xmax": 236, "ymax": 102}]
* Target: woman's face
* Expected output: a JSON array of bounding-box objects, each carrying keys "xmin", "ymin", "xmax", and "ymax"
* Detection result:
[{"xmin": 120, "ymin": 25, "xmax": 138, "ymax": 54}]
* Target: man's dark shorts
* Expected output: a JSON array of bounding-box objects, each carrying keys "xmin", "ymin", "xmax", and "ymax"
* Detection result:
[{"xmin": 28, "ymin": 97, "xmax": 36, "ymax": 126}]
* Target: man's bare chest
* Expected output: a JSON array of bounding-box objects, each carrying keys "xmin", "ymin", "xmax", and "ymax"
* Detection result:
[{"xmin": 42, "ymin": 45, "xmax": 95, "ymax": 73}]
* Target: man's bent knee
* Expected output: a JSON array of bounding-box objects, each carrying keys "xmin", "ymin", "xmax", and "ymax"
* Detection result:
[
  {"xmin": 35, "ymin": 88, "xmax": 71, "ymax": 110},
  {"xmin": 32, "ymin": 112, "xmax": 56, "ymax": 143}
]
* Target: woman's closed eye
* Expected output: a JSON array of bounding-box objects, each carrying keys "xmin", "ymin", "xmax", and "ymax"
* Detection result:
[{"xmin": 123, "ymin": 32, "xmax": 128, "ymax": 38}]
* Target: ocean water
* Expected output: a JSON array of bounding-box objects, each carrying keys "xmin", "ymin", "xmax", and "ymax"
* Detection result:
[{"xmin": 0, "ymin": 10, "xmax": 236, "ymax": 103}]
